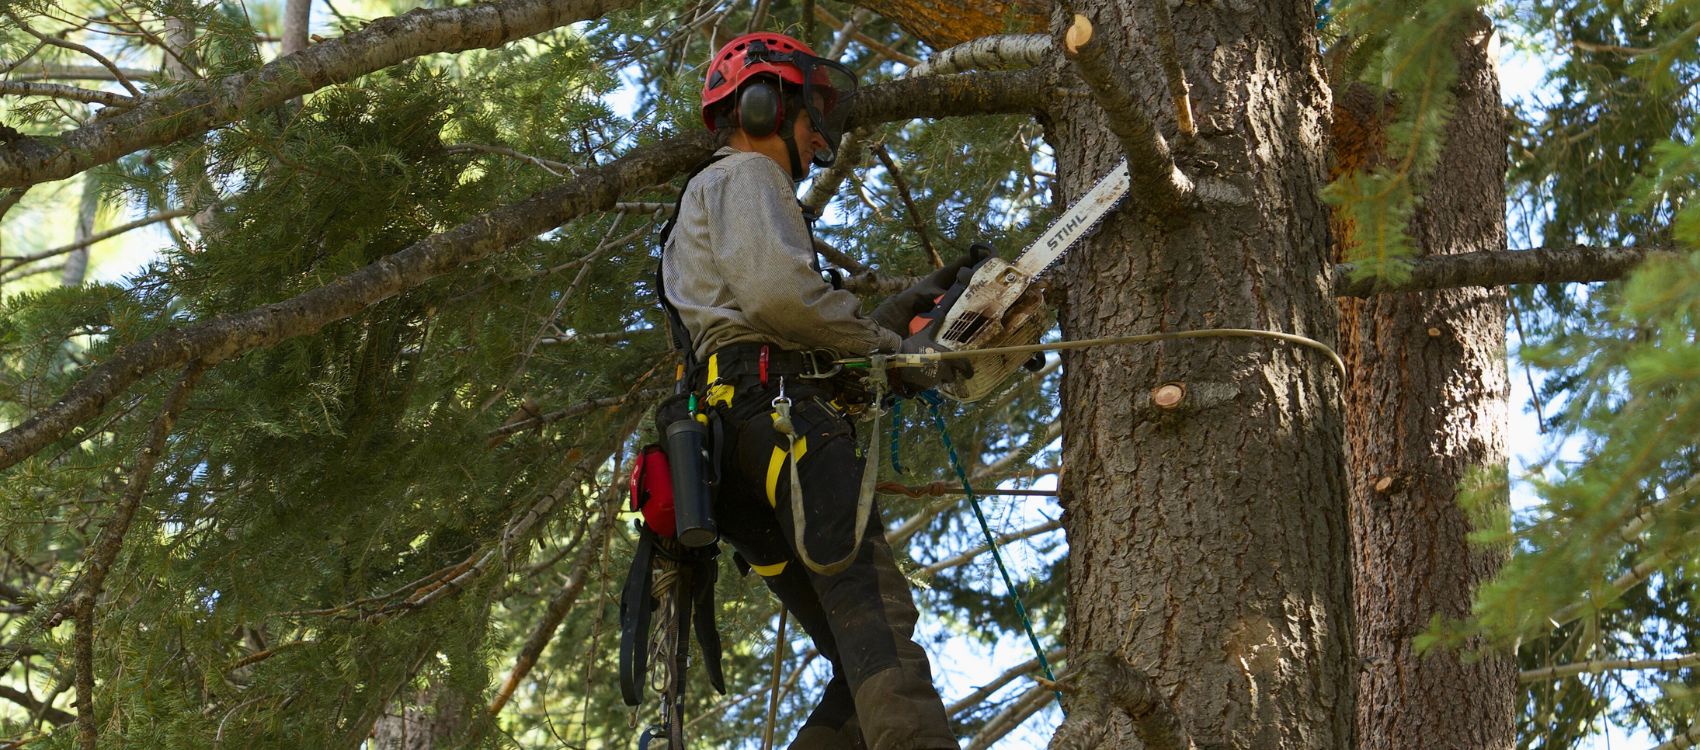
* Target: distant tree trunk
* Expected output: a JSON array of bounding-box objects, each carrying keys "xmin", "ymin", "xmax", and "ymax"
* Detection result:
[
  {"xmin": 1337, "ymin": 14, "xmax": 1516, "ymax": 750},
  {"xmin": 282, "ymin": 0, "xmax": 312, "ymax": 56},
  {"xmin": 371, "ymin": 682, "xmax": 465, "ymax": 750},
  {"xmin": 1051, "ymin": 1, "xmax": 1351, "ymax": 748},
  {"xmin": 62, "ymin": 174, "xmax": 99, "ymax": 287}
]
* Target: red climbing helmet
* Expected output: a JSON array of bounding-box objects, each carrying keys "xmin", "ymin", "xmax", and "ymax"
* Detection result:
[{"xmin": 701, "ymin": 32, "xmax": 857, "ymax": 167}]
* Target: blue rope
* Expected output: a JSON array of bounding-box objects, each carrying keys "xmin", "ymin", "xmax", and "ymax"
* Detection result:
[
  {"xmin": 888, "ymin": 396, "xmax": 905, "ymax": 474},
  {"xmin": 919, "ymin": 391, "xmax": 1064, "ymax": 712}
]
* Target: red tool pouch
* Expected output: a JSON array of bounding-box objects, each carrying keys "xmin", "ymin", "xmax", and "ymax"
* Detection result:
[{"xmin": 629, "ymin": 444, "xmax": 677, "ymax": 538}]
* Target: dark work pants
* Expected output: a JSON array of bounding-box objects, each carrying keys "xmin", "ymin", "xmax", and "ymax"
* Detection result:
[{"xmin": 704, "ymin": 371, "xmax": 957, "ymax": 750}]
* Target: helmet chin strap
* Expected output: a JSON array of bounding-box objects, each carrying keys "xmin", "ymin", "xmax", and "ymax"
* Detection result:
[{"xmin": 778, "ymin": 127, "xmax": 807, "ymax": 183}]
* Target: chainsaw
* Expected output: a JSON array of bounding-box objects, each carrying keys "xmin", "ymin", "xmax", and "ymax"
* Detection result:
[{"xmin": 911, "ymin": 158, "xmax": 1131, "ymax": 401}]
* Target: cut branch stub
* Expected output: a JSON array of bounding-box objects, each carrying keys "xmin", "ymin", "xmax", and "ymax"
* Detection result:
[
  {"xmin": 1057, "ymin": 12, "xmax": 1194, "ymax": 219},
  {"xmin": 1050, "ymin": 651, "xmax": 1196, "ymax": 750}
]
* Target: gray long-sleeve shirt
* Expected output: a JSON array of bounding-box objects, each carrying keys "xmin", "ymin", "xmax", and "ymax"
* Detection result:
[{"xmin": 662, "ymin": 148, "xmax": 902, "ymax": 360}]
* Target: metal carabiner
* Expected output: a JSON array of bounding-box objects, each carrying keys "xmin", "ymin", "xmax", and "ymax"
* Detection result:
[
  {"xmin": 771, "ymin": 377, "xmax": 795, "ymax": 436},
  {"xmin": 797, "ymin": 349, "xmax": 843, "ymax": 380}
]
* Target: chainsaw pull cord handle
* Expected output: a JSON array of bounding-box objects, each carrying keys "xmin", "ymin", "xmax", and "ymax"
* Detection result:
[{"xmin": 778, "ymin": 361, "xmax": 885, "ymax": 577}]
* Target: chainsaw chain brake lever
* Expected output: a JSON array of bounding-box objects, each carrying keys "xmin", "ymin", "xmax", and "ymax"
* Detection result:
[{"xmin": 908, "ymin": 246, "xmax": 996, "ymax": 337}]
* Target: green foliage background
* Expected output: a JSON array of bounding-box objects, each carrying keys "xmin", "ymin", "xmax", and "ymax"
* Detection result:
[{"xmin": 3, "ymin": 0, "xmax": 1700, "ymax": 747}]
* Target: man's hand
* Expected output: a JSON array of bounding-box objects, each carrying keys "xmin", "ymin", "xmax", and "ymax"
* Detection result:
[
  {"xmin": 869, "ymin": 245, "xmax": 994, "ymax": 334},
  {"xmin": 892, "ymin": 327, "xmax": 974, "ymax": 396}
]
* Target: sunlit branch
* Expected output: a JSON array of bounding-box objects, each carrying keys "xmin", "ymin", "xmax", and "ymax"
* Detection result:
[
  {"xmin": 904, "ymin": 34, "xmax": 1051, "ymax": 79},
  {"xmin": 0, "ymin": 208, "xmax": 196, "ymax": 275},
  {"xmin": 1335, "ymin": 245, "xmax": 1678, "ymax": 297},
  {"xmin": 948, "ymin": 649, "xmax": 1065, "ymax": 717},
  {"xmin": 8, "ymin": 14, "xmax": 144, "ymax": 98},
  {"xmin": 8, "ymin": 64, "xmax": 159, "ymax": 82},
  {"xmin": 1057, "ymin": 11, "xmax": 1192, "ymax": 218},
  {"xmin": 919, "ymin": 519, "xmax": 1062, "ymax": 577},
  {"xmin": 1520, "ymin": 653, "xmax": 1700, "ymax": 683},
  {"xmin": 964, "ymin": 681, "xmax": 1054, "ymax": 750},
  {"xmin": 0, "ymin": 81, "xmax": 136, "ymax": 107},
  {"xmin": 0, "ymin": 0, "xmax": 645, "ymax": 187}
]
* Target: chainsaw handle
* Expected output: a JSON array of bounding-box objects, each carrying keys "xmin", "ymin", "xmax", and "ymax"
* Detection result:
[{"xmin": 907, "ymin": 245, "xmax": 995, "ymax": 336}]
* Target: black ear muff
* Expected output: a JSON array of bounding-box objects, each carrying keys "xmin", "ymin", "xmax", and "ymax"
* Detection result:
[{"xmin": 737, "ymin": 82, "xmax": 782, "ymax": 138}]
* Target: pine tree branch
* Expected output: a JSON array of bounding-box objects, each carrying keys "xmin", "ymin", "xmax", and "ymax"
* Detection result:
[
  {"xmin": 0, "ymin": 209, "xmax": 196, "ymax": 275},
  {"xmin": 1548, "ymin": 534, "xmax": 1695, "ymax": 631},
  {"xmin": 8, "ymin": 64, "xmax": 160, "ymax": 82},
  {"xmin": 488, "ymin": 486, "xmax": 620, "ymax": 715},
  {"xmin": 0, "ymin": 136, "xmax": 702, "ymax": 472},
  {"xmin": 1057, "ymin": 11, "xmax": 1193, "ymax": 218},
  {"xmin": 70, "ymin": 365, "xmax": 200, "ymax": 750},
  {"xmin": 964, "ymin": 681, "xmax": 1055, "ymax": 750},
  {"xmin": 1654, "ymin": 724, "xmax": 1700, "ymax": 750},
  {"xmin": 7, "ymin": 14, "xmax": 144, "ymax": 98},
  {"xmin": 948, "ymin": 650, "xmax": 1066, "ymax": 717},
  {"xmin": 1520, "ymin": 653, "xmax": 1700, "ymax": 683},
  {"xmin": 0, "ymin": 0, "xmax": 644, "ymax": 188},
  {"xmin": 0, "ymin": 68, "xmax": 1048, "ymax": 473},
  {"xmin": 844, "ymin": 67, "xmax": 1051, "ymax": 132},
  {"xmin": 889, "ymin": 420, "xmax": 1063, "ymax": 548},
  {"xmin": 809, "ymin": 5, "xmax": 920, "ymax": 66},
  {"xmin": 0, "ymin": 685, "xmax": 74, "ymax": 726},
  {"xmin": 1334, "ymin": 245, "xmax": 1677, "ymax": 297},
  {"xmin": 0, "ymin": 81, "xmax": 136, "ymax": 107},
  {"xmin": 919, "ymin": 519, "xmax": 1062, "ymax": 577},
  {"xmin": 903, "ymin": 34, "xmax": 1051, "ymax": 79},
  {"xmin": 1144, "ymin": 0, "xmax": 1194, "ymax": 138}
]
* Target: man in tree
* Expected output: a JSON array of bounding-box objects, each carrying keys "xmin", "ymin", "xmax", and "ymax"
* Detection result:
[{"xmin": 658, "ymin": 32, "xmax": 972, "ymax": 750}]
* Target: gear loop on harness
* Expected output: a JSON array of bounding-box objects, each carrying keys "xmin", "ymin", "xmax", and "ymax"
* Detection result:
[{"xmin": 785, "ymin": 358, "xmax": 886, "ymax": 576}]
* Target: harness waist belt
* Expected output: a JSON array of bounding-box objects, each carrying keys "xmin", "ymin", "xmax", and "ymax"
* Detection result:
[{"xmin": 698, "ymin": 343, "xmax": 842, "ymax": 384}]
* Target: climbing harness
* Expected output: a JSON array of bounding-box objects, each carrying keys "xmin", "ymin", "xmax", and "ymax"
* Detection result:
[{"xmin": 779, "ymin": 364, "xmax": 887, "ymax": 577}]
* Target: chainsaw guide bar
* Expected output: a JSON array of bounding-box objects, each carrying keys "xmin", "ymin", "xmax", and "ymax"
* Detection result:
[{"xmin": 929, "ymin": 158, "xmax": 1131, "ymax": 402}]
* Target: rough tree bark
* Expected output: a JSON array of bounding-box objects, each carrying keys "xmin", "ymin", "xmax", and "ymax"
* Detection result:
[
  {"xmin": 1051, "ymin": 1, "xmax": 1349, "ymax": 748},
  {"xmin": 1336, "ymin": 14, "xmax": 1516, "ymax": 750}
]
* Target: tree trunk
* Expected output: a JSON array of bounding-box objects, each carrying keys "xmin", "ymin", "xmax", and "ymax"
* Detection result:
[
  {"xmin": 1050, "ymin": 2, "xmax": 1350, "ymax": 748},
  {"xmin": 1338, "ymin": 15, "xmax": 1516, "ymax": 750},
  {"xmin": 61, "ymin": 174, "xmax": 99, "ymax": 287},
  {"xmin": 371, "ymin": 682, "xmax": 465, "ymax": 750}
]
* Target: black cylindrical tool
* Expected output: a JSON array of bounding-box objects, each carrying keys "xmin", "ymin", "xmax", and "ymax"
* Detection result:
[{"xmin": 665, "ymin": 418, "xmax": 718, "ymax": 548}]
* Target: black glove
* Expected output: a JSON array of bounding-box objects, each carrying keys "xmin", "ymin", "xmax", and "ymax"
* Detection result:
[
  {"xmin": 892, "ymin": 327, "xmax": 975, "ymax": 395},
  {"xmin": 868, "ymin": 245, "xmax": 995, "ymax": 334}
]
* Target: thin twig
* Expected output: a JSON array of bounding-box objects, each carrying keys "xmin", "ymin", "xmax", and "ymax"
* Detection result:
[
  {"xmin": 964, "ymin": 682, "xmax": 1054, "ymax": 750},
  {"xmin": 0, "ymin": 82, "xmax": 135, "ymax": 107},
  {"xmin": 9, "ymin": 15, "xmax": 144, "ymax": 97},
  {"xmin": 0, "ymin": 209, "xmax": 197, "ymax": 274},
  {"xmin": 443, "ymin": 142, "xmax": 577, "ymax": 177},
  {"xmin": 488, "ymin": 486, "xmax": 621, "ymax": 715},
  {"xmin": 871, "ymin": 144, "xmax": 941, "ymax": 268},
  {"xmin": 949, "ymin": 650, "xmax": 1065, "ymax": 717},
  {"xmin": 920, "ymin": 520, "xmax": 1063, "ymax": 577},
  {"xmin": 811, "ymin": 5, "xmax": 920, "ymax": 67}
]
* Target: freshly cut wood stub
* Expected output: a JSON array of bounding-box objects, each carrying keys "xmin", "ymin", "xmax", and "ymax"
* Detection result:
[
  {"xmin": 1065, "ymin": 14, "xmax": 1093, "ymax": 53},
  {"xmin": 1151, "ymin": 383, "xmax": 1185, "ymax": 409}
]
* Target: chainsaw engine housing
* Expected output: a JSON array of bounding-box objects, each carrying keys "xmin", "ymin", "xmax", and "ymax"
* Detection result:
[{"xmin": 931, "ymin": 258, "xmax": 1051, "ymax": 401}]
